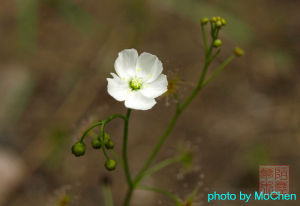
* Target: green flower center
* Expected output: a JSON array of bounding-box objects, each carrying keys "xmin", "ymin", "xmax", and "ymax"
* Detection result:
[{"xmin": 129, "ymin": 77, "xmax": 143, "ymax": 90}]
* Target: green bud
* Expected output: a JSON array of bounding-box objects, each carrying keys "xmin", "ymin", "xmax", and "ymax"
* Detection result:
[
  {"xmin": 104, "ymin": 133, "xmax": 110, "ymax": 144},
  {"xmin": 91, "ymin": 138, "xmax": 102, "ymax": 149},
  {"xmin": 105, "ymin": 159, "xmax": 116, "ymax": 171},
  {"xmin": 72, "ymin": 141, "xmax": 86, "ymax": 157},
  {"xmin": 221, "ymin": 18, "xmax": 227, "ymax": 25},
  {"xmin": 234, "ymin": 47, "xmax": 244, "ymax": 56},
  {"xmin": 201, "ymin": 17, "xmax": 209, "ymax": 25},
  {"xmin": 105, "ymin": 140, "xmax": 114, "ymax": 150},
  {"xmin": 211, "ymin": 16, "xmax": 217, "ymax": 22},
  {"xmin": 213, "ymin": 39, "xmax": 223, "ymax": 47},
  {"xmin": 216, "ymin": 20, "xmax": 223, "ymax": 27}
]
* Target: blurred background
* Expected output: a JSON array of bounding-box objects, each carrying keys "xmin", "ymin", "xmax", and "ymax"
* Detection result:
[{"xmin": 0, "ymin": 0, "xmax": 299, "ymax": 205}]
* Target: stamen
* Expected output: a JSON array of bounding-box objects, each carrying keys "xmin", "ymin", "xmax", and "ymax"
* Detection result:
[{"xmin": 129, "ymin": 77, "xmax": 143, "ymax": 90}]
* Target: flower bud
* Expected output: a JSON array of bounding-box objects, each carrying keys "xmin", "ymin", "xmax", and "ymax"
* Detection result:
[
  {"xmin": 72, "ymin": 141, "xmax": 86, "ymax": 157},
  {"xmin": 211, "ymin": 16, "xmax": 217, "ymax": 22},
  {"xmin": 216, "ymin": 20, "xmax": 223, "ymax": 27},
  {"xmin": 91, "ymin": 138, "xmax": 102, "ymax": 149},
  {"xmin": 234, "ymin": 47, "xmax": 244, "ymax": 56},
  {"xmin": 104, "ymin": 132, "xmax": 110, "ymax": 144},
  {"xmin": 201, "ymin": 17, "xmax": 209, "ymax": 25},
  {"xmin": 221, "ymin": 18, "xmax": 227, "ymax": 25},
  {"xmin": 213, "ymin": 39, "xmax": 223, "ymax": 47},
  {"xmin": 105, "ymin": 159, "xmax": 116, "ymax": 171},
  {"xmin": 105, "ymin": 140, "xmax": 115, "ymax": 150}
]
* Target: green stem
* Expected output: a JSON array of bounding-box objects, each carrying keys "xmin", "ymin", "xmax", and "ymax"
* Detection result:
[
  {"xmin": 179, "ymin": 43, "xmax": 215, "ymax": 112},
  {"xmin": 141, "ymin": 155, "xmax": 181, "ymax": 181},
  {"xmin": 123, "ymin": 187, "xmax": 134, "ymax": 206},
  {"xmin": 133, "ymin": 111, "xmax": 181, "ymax": 186},
  {"xmin": 102, "ymin": 185, "xmax": 114, "ymax": 206},
  {"xmin": 100, "ymin": 124, "xmax": 110, "ymax": 160},
  {"xmin": 207, "ymin": 49, "xmax": 221, "ymax": 64},
  {"xmin": 123, "ymin": 109, "xmax": 132, "ymax": 185},
  {"xmin": 202, "ymin": 55, "xmax": 235, "ymax": 87},
  {"xmin": 123, "ymin": 22, "xmax": 234, "ymax": 206},
  {"xmin": 133, "ymin": 41, "xmax": 216, "ymax": 190},
  {"xmin": 137, "ymin": 185, "xmax": 181, "ymax": 206},
  {"xmin": 80, "ymin": 113, "xmax": 125, "ymax": 142},
  {"xmin": 122, "ymin": 109, "xmax": 133, "ymax": 206},
  {"xmin": 80, "ymin": 121, "xmax": 102, "ymax": 142},
  {"xmin": 111, "ymin": 150, "xmax": 124, "ymax": 169},
  {"xmin": 201, "ymin": 24, "xmax": 208, "ymax": 52}
]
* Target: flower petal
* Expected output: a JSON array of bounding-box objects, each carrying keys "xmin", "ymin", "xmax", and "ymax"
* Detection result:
[
  {"xmin": 107, "ymin": 73, "xmax": 129, "ymax": 101},
  {"xmin": 114, "ymin": 49, "xmax": 138, "ymax": 79},
  {"xmin": 136, "ymin": 52, "xmax": 163, "ymax": 83},
  {"xmin": 140, "ymin": 74, "xmax": 168, "ymax": 98},
  {"xmin": 124, "ymin": 91, "xmax": 156, "ymax": 110}
]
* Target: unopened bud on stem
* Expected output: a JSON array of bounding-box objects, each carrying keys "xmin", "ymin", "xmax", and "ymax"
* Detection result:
[
  {"xmin": 234, "ymin": 47, "xmax": 244, "ymax": 56},
  {"xmin": 91, "ymin": 138, "xmax": 102, "ymax": 149},
  {"xmin": 72, "ymin": 141, "xmax": 86, "ymax": 157},
  {"xmin": 105, "ymin": 159, "xmax": 116, "ymax": 171},
  {"xmin": 201, "ymin": 17, "xmax": 209, "ymax": 25},
  {"xmin": 213, "ymin": 39, "xmax": 223, "ymax": 48}
]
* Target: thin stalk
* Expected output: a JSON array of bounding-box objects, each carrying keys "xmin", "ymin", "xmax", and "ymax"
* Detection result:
[
  {"xmin": 133, "ymin": 111, "xmax": 181, "ymax": 186},
  {"xmin": 133, "ymin": 40, "xmax": 216, "ymax": 189},
  {"xmin": 137, "ymin": 185, "xmax": 181, "ymax": 206},
  {"xmin": 123, "ymin": 109, "xmax": 132, "ymax": 185},
  {"xmin": 111, "ymin": 150, "xmax": 124, "ymax": 169},
  {"xmin": 123, "ymin": 187, "xmax": 133, "ymax": 206},
  {"xmin": 201, "ymin": 24, "xmax": 208, "ymax": 52},
  {"xmin": 202, "ymin": 55, "xmax": 235, "ymax": 87},
  {"xmin": 102, "ymin": 185, "xmax": 114, "ymax": 206},
  {"xmin": 80, "ymin": 113, "xmax": 125, "ymax": 142},
  {"xmin": 100, "ymin": 124, "xmax": 109, "ymax": 160},
  {"xmin": 122, "ymin": 109, "xmax": 133, "ymax": 206},
  {"xmin": 80, "ymin": 121, "xmax": 102, "ymax": 142},
  {"xmin": 141, "ymin": 155, "xmax": 181, "ymax": 181}
]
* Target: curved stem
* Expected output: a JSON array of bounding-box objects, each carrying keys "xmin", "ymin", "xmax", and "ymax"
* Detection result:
[
  {"xmin": 141, "ymin": 155, "xmax": 181, "ymax": 181},
  {"xmin": 80, "ymin": 121, "xmax": 102, "ymax": 142},
  {"xmin": 80, "ymin": 113, "xmax": 125, "ymax": 142},
  {"xmin": 137, "ymin": 185, "xmax": 181, "ymax": 206}
]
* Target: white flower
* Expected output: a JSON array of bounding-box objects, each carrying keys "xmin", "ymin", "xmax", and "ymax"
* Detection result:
[{"xmin": 107, "ymin": 49, "xmax": 168, "ymax": 110}]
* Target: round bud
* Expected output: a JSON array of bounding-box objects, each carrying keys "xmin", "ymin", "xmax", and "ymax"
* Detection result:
[
  {"xmin": 221, "ymin": 18, "xmax": 227, "ymax": 25},
  {"xmin": 216, "ymin": 16, "xmax": 221, "ymax": 21},
  {"xmin": 104, "ymin": 133, "xmax": 110, "ymax": 144},
  {"xmin": 105, "ymin": 159, "xmax": 116, "ymax": 171},
  {"xmin": 213, "ymin": 39, "xmax": 223, "ymax": 48},
  {"xmin": 216, "ymin": 20, "xmax": 223, "ymax": 27},
  {"xmin": 211, "ymin": 17, "xmax": 217, "ymax": 22},
  {"xmin": 105, "ymin": 140, "xmax": 115, "ymax": 150},
  {"xmin": 201, "ymin": 17, "xmax": 209, "ymax": 25},
  {"xmin": 234, "ymin": 47, "xmax": 244, "ymax": 57},
  {"xmin": 91, "ymin": 138, "xmax": 102, "ymax": 149},
  {"xmin": 72, "ymin": 141, "xmax": 86, "ymax": 157}
]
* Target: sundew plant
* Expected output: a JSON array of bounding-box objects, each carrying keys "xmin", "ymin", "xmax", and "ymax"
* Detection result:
[{"xmin": 71, "ymin": 17, "xmax": 244, "ymax": 206}]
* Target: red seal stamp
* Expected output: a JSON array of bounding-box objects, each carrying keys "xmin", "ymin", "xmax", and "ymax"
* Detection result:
[{"xmin": 259, "ymin": 165, "xmax": 289, "ymax": 194}]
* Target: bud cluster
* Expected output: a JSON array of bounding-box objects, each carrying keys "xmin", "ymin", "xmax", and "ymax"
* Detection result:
[
  {"xmin": 211, "ymin": 16, "xmax": 227, "ymax": 27},
  {"xmin": 201, "ymin": 16, "xmax": 244, "ymax": 56},
  {"xmin": 71, "ymin": 131, "xmax": 117, "ymax": 171}
]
